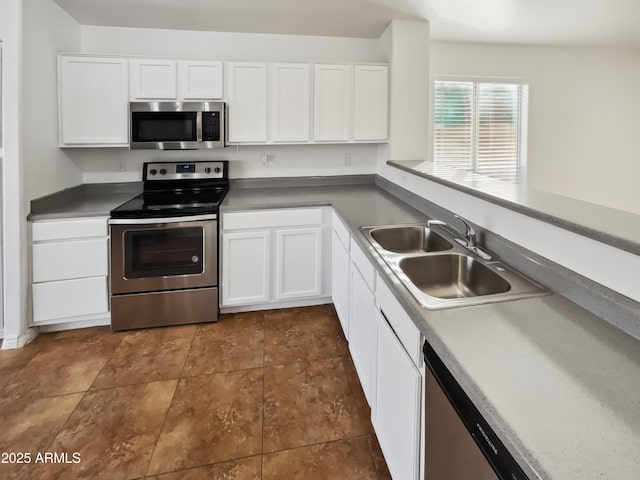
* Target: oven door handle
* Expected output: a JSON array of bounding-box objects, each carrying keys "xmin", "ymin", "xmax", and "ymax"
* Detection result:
[{"xmin": 109, "ymin": 214, "xmax": 217, "ymax": 225}]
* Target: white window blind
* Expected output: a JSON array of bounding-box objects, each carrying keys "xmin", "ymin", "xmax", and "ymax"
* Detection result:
[{"xmin": 433, "ymin": 79, "xmax": 528, "ymax": 183}]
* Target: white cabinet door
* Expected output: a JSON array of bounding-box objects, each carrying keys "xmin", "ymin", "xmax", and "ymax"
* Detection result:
[
  {"xmin": 374, "ymin": 308, "xmax": 422, "ymax": 480},
  {"xmin": 58, "ymin": 55, "xmax": 129, "ymax": 146},
  {"xmin": 226, "ymin": 62, "xmax": 268, "ymax": 143},
  {"xmin": 221, "ymin": 230, "xmax": 270, "ymax": 306},
  {"xmin": 129, "ymin": 59, "xmax": 177, "ymax": 100},
  {"xmin": 276, "ymin": 227, "xmax": 321, "ymax": 300},
  {"xmin": 177, "ymin": 60, "xmax": 223, "ymax": 100},
  {"xmin": 313, "ymin": 64, "xmax": 353, "ymax": 142},
  {"xmin": 271, "ymin": 63, "xmax": 311, "ymax": 142},
  {"xmin": 354, "ymin": 65, "xmax": 389, "ymax": 141},
  {"xmin": 32, "ymin": 276, "xmax": 109, "ymax": 324},
  {"xmin": 33, "ymin": 238, "xmax": 108, "ymax": 283},
  {"xmin": 332, "ymin": 232, "xmax": 350, "ymax": 338},
  {"xmin": 349, "ymin": 263, "xmax": 377, "ymax": 406}
]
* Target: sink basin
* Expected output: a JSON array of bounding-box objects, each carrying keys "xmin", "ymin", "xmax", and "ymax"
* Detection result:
[
  {"xmin": 399, "ymin": 254, "xmax": 511, "ymax": 299},
  {"xmin": 360, "ymin": 222, "xmax": 548, "ymax": 309},
  {"xmin": 370, "ymin": 226, "xmax": 452, "ymax": 254}
]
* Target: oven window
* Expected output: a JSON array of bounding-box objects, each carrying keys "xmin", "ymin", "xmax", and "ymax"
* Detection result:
[
  {"xmin": 124, "ymin": 227, "xmax": 204, "ymax": 279},
  {"xmin": 131, "ymin": 112, "xmax": 197, "ymax": 142}
]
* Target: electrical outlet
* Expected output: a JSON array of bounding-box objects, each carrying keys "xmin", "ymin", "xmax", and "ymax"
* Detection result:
[
  {"xmin": 261, "ymin": 153, "xmax": 270, "ymax": 167},
  {"xmin": 343, "ymin": 152, "xmax": 352, "ymax": 166},
  {"xmin": 118, "ymin": 158, "xmax": 126, "ymax": 172}
]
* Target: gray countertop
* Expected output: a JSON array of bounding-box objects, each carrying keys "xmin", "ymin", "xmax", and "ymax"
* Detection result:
[
  {"xmin": 28, "ymin": 183, "xmax": 142, "ymax": 220},
  {"xmin": 223, "ymin": 183, "xmax": 640, "ymax": 480},
  {"xmin": 29, "ymin": 179, "xmax": 640, "ymax": 479},
  {"xmin": 389, "ymin": 160, "xmax": 640, "ymax": 256}
]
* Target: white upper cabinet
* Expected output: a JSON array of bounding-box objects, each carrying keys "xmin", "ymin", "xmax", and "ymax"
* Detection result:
[
  {"xmin": 129, "ymin": 59, "xmax": 177, "ymax": 100},
  {"xmin": 313, "ymin": 64, "xmax": 353, "ymax": 142},
  {"xmin": 58, "ymin": 55, "xmax": 129, "ymax": 147},
  {"xmin": 354, "ymin": 65, "xmax": 389, "ymax": 141},
  {"xmin": 226, "ymin": 62, "xmax": 268, "ymax": 143},
  {"xmin": 177, "ymin": 60, "xmax": 223, "ymax": 100},
  {"xmin": 271, "ymin": 63, "xmax": 311, "ymax": 142}
]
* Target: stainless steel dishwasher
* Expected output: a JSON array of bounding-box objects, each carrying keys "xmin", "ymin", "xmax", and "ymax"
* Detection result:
[{"xmin": 423, "ymin": 341, "xmax": 529, "ymax": 480}]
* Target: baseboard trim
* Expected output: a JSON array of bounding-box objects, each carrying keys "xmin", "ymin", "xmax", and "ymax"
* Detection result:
[
  {"xmin": 220, "ymin": 296, "xmax": 332, "ymax": 314},
  {"xmin": 36, "ymin": 315, "xmax": 111, "ymax": 333},
  {"xmin": 1, "ymin": 327, "xmax": 38, "ymax": 350}
]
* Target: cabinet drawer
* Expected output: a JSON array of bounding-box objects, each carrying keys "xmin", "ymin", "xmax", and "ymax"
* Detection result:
[
  {"xmin": 376, "ymin": 273, "xmax": 422, "ymax": 366},
  {"xmin": 33, "ymin": 238, "xmax": 108, "ymax": 283},
  {"xmin": 32, "ymin": 217, "xmax": 108, "ymax": 241},
  {"xmin": 350, "ymin": 238, "xmax": 375, "ymax": 291},
  {"xmin": 223, "ymin": 208, "xmax": 322, "ymax": 230},
  {"xmin": 32, "ymin": 276, "xmax": 109, "ymax": 323},
  {"xmin": 332, "ymin": 211, "xmax": 350, "ymax": 251}
]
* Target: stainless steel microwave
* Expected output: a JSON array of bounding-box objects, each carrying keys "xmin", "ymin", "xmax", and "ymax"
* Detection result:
[{"xmin": 129, "ymin": 101, "xmax": 225, "ymax": 150}]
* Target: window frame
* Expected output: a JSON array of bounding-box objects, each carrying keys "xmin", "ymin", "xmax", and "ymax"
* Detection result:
[{"xmin": 430, "ymin": 75, "xmax": 529, "ymax": 184}]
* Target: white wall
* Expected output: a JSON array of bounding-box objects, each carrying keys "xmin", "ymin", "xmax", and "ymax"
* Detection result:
[
  {"xmin": 23, "ymin": 0, "xmax": 82, "ymax": 207},
  {"xmin": 429, "ymin": 41, "xmax": 640, "ymax": 215},
  {"xmin": 377, "ymin": 34, "xmax": 640, "ymax": 302},
  {"xmin": 71, "ymin": 25, "xmax": 387, "ymax": 182},
  {"xmin": 81, "ymin": 26, "xmax": 386, "ymax": 63},
  {"xmin": 78, "ymin": 144, "xmax": 378, "ymax": 183},
  {"xmin": 380, "ymin": 20, "xmax": 430, "ymax": 162},
  {"xmin": 0, "ymin": 0, "xmax": 26, "ymax": 347}
]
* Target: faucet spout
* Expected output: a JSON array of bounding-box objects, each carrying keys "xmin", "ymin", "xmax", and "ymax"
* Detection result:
[{"xmin": 454, "ymin": 215, "xmax": 476, "ymax": 248}]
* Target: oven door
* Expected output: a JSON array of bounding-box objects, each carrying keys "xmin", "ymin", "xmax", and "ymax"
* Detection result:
[{"xmin": 110, "ymin": 215, "xmax": 217, "ymax": 295}]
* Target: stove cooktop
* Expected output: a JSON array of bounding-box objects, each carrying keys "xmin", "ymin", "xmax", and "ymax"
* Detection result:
[
  {"xmin": 110, "ymin": 160, "xmax": 229, "ymax": 219},
  {"xmin": 110, "ymin": 189, "xmax": 228, "ymax": 218}
]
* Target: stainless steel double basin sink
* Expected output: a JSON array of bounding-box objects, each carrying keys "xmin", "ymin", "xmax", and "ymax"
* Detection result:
[{"xmin": 360, "ymin": 224, "xmax": 548, "ymax": 309}]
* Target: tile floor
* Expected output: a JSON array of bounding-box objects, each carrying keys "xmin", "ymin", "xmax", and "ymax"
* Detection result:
[{"xmin": 0, "ymin": 305, "xmax": 392, "ymax": 480}]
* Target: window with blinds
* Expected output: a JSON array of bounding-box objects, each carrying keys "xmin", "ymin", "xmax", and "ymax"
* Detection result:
[{"xmin": 433, "ymin": 79, "xmax": 528, "ymax": 183}]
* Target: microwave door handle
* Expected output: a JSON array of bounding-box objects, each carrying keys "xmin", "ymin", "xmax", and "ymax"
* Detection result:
[{"xmin": 196, "ymin": 111, "xmax": 203, "ymax": 142}]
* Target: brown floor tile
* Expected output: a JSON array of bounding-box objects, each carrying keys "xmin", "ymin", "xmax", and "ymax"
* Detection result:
[
  {"xmin": 263, "ymin": 357, "xmax": 370, "ymax": 453},
  {"xmin": 0, "ymin": 393, "xmax": 84, "ymax": 480},
  {"xmin": 147, "ymin": 369, "xmax": 263, "ymax": 476},
  {"xmin": 0, "ymin": 342, "xmax": 41, "ymax": 390},
  {"xmin": 30, "ymin": 380, "xmax": 177, "ymax": 480},
  {"xmin": 91, "ymin": 325, "xmax": 196, "ymax": 389},
  {"xmin": 182, "ymin": 312, "xmax": 264, "ymax": 377},
  {"xmin": 1, "ymin": 334, "xmax": 123, "ymax": 404},
  {"xmin": 263, "ymin": 437, "xmax": 378, "ymax": 480},
  {"xmin": 264, "ymin": 305, "xmax": 346, "ymax": 366},
  {"xmin": 147, "ymin": 456, "xmax": 262, "ymax": 480},
  {"xmin": 367, "ymin": 435, "xmax": 392, "ymax": 480},
  {"xmin": 341, "ymin": 356, "xmax": 374, "ymax": 434}
]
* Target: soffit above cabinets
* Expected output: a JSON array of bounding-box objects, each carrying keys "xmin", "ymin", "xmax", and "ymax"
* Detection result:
[{"xmin": 51, "ymin": 0, "xmax": 640, "ymax": 47}]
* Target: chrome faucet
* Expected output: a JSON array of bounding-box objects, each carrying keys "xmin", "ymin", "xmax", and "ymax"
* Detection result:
[
  {"xmin": 427, "ymin": 215, "xmax": 492, "ymax": 260},
  {"xmin": 454, "ymin": 215, "xmax": 476, "ymax": 248}
]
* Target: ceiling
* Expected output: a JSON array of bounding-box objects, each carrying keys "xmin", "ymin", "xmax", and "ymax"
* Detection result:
[{"xmin": 52, "ymin": 0, "xmax": 640, "ymax": 48}]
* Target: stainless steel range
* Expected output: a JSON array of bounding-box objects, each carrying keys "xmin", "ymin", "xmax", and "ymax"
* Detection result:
[{"xmin": 109, "ymin": 160, "xmax": 229, "ymax": 331}]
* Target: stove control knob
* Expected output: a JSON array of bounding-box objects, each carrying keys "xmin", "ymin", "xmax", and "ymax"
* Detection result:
[
  {"xmin": 149, "ymin": 169, "xmax": 157, "ymax": 176},
  {"xmin": 214, "ymin": 167, "xmax": 221, "ymax": 174},
  {"xmin": 204, "ymin": 167, "xmax": 211, "ymax": 174},
  {"xmin": 159, "ymin": 168, "xmax": 167, "ymax": 175}
]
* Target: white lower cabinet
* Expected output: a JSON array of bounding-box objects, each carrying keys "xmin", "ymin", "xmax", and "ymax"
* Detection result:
[
  {"xmin": 31, "ymin": 216, "xmax": 110, "ymax": 326},
  {"xmin": 276, "ymin": 228, "xmax": 321, "ymax": 300},
  {"xmin": 221, "ymin": 230, "xmax": 271, "ymax": 306},
  {"xmin": 349, "ymin": 261, "xmax": 377, "ymax": 406},
  {"xmin": 33, "ymin": 277, "xmax": 109, "ymax": 323},
  {"xmin": 331, "ymin": 231, "xmax": 350, "ymax": 337},
  {"xmin": 221, "ymin": 208, "xmax": 327, "ymax": 308},
  {"xmin": 374, "ymin": 307, "xmax": 422, "ymax": 480}
]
